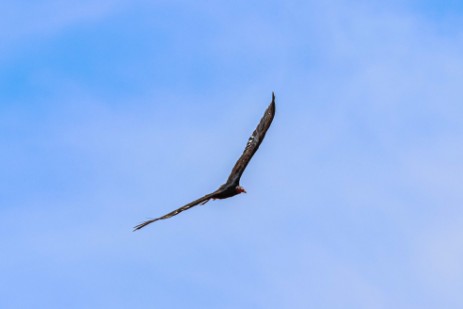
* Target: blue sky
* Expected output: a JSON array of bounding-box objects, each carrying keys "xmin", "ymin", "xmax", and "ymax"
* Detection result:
[{"xmin": 2, "ymin": 1, "xmax": 463, "ymax": 308}]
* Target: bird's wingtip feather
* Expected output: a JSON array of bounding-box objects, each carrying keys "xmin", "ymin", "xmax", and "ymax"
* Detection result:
[{"xmin": 133, "ymin": 218, "xmax": 158, "ymax": 231}]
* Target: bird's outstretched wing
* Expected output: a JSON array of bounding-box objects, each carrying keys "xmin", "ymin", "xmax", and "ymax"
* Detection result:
[
  {"xmin": 225, "ymin": 92, "xmax": 276, "ymax": 185},
  {"xmin": 134, "ymin": 92, "xmax": 276, "ymax": 231},
  {"xmin": 133, "ymin": 190, "xmax": 222, "ymax": 231}
]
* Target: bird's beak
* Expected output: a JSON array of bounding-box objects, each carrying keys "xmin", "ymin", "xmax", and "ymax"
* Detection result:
[{"xmin": 243, "ymin": 189, "xmax": 247, "ymax": 193}]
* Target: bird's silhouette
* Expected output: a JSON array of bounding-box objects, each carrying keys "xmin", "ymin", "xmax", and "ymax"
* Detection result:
[{"xmin": 134, "ymin": 93, "xmax": 276, "ymax": 231}]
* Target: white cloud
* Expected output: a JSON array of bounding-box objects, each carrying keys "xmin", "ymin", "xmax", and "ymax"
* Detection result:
[{"xmin": 0, "ymin": 1, "xmax": 123, "ymax": 60}]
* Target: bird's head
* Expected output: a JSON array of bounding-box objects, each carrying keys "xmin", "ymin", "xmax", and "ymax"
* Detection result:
[{"xmin": 236, "ymin": 185, "xmax": 247, "ymax": 194}]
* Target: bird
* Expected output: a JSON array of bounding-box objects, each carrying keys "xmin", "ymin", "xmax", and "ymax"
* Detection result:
[{"xmin": 133, "ymin": 92, "xmax": 276, "ymax": 231}]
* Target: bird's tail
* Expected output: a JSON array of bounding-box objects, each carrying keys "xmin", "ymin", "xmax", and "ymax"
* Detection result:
[{"xmin": 200, "ymin": 199, "xmax": 210, "ymax": 205}]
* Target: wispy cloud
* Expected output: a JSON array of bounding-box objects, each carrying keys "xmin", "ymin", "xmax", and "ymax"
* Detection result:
[{"xmin": 0, "ymin": 1, "xmax": 123, "ymax": 60}]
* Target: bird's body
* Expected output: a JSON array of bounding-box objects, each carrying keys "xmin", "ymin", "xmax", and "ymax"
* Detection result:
[
  {"xmin": 212, "ymin": 184, "xmax": 242, "ymax": 199},
  {"xmin": 134, "ymin": 93, "xmax": 276, "ymax": 231}
]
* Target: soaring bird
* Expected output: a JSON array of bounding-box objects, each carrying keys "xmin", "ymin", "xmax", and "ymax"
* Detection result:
[{"xmin": 133, "ymin": 93, "xmax": 276, "ymax": 231}]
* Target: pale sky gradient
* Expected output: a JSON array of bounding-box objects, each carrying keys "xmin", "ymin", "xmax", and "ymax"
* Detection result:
[{"xmin": 2, "ymin": 1, "xmax": 463, "ymax": 308}]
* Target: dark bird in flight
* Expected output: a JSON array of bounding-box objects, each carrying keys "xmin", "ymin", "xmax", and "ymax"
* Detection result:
[{"xmin": 133, "ymin": 92, "xmax": 276, "ymax": 231}]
